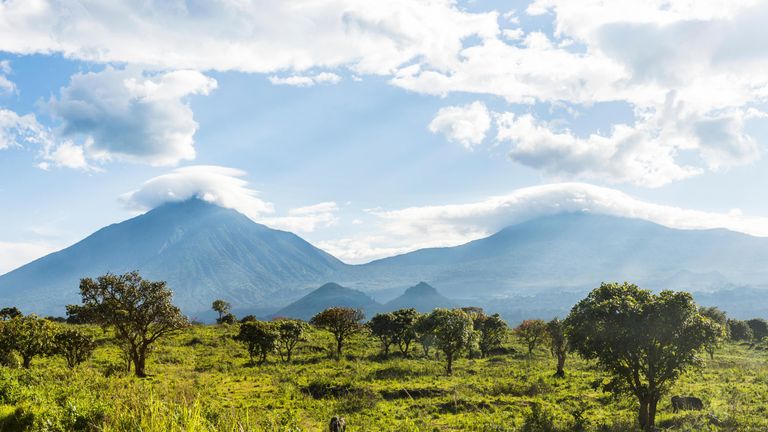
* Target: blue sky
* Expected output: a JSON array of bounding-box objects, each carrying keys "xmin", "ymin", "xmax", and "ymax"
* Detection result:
[{"xmin": 2, "ymin": 0, "xmax": 768, "ymax": 271}]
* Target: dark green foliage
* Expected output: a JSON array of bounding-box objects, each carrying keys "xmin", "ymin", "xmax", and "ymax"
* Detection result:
[
  {"xmin": 310, "ymin": 307, "xmax": 364, "ymax": 357},
  {"xmin": 239, "ymin": 315, "xmax": 257, "ymax": 323},
  {"xmin": 423, "ymin": 308, "xmax": 474, "ymax": 374},
  {"xmin": 75, "ymin": 271, "xmax": 189, "ymax": 377},
  {"xmin": 235, "ymin": 320, "xmax": 277, "ymax": 365},
  {"xmin": 746, "ymin": 318, "xmax": 768, "ymax": 341},
  {"xmin": 699, "ymin": 307, "xmax": 728, "ymax": 358},
  {"xmin": 273, "ymin": 319, "xmax": 306, "ymax": 362},
  {"xmin": 212, "ymin": 299, "xmax": 232, "ymax": 322},
  {"xmin": 727, "ymin": 319, "xmax": 753, "ymax": 342},
  {"xmin": 53, "ymin": 329, "xmax": 95, "ymax": 368},
  {"xmin": 217, "ymin": 313, "xmax": 237, "ymax": 325},
  {"xmin": 414, "ymin": 313, "xmax": 437, "ymax": 358},
  {"xmin": 515, "ymin": 319, "xmax": 548, "ymax": 356},
  {"xmin": 475, "ymin": 313, "xmax": 508, "ymax": 358},
  {"xmin": 391, "ymin": 308, "xmax": 418, "ymax": 355},
  {"xmin": 546, "ymin": 317, "xmax": 567, "ymax": 377},
  {"xmin": 0, "ymin": 314, "xmax": 56, "ymax": 368},
  {"xmin": 0, "ymin": 307, "xmax": 21, "ymax": 321},
  {"xmin": 565, "ymin": 282, "xmax": 720, "ymax": 432},
  {"xmin": 367, "ymin": 313, "xmax": 397, "ymax": 356}
]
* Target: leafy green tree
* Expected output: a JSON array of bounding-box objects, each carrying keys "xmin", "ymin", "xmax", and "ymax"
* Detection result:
[
  {"xmin": 699, "ymin": 306, "xmax": 728, "ymax": 358},
  {"xmin": 0, "ymin": 314, "xmax": 56, "ymax": 368},
  {"xmin": 54, "ymin": 329, "xmax": 96, "ymax": 368},
  {"xmin": 274, "ymin": 319, "xmax": 306, "ymax": 362},
  {"xmin": 310, "ymin": 307, "xmax": 365, "ymax": 358},
  {"xmin": 546, "ymin": 318, "xmax": 567, "ymax": 378},
  {"xmin": 746, "ymin": 318, "xmax": 768, "ymax": 342},
  {"xmin": 427, "ymin": 308, "xmax": 474, "ymax": 375},
  {"xmin": 727, "ymin": 319, "xmax": 753, "ymax": 342},
  {"xmin": 235, "ymin": 321, "xmax": 277, "ymax": 365},
  {"xmin": 76, "ymin": 271, "xmax": 190, "ymax": 377},
  {"xmin": 239, "ymin": 315, "xmax": 258, "ymax": 323},
  {"xmin": 0, "ymin": 307, "xmax": 21, "ymax": 321},
  {"xmin": 391, "ymin": 308, "xmax": 419, "ymax": 355},
  {"xmin": 414, "ymin": 313, "xmax": 437, "ymax": 358},
  {"xmin": 368, "ymin": 312, "xmax": 397, "ymax": 356},
  {"xmin": 218, "ymin": 313, "xmax": 237, "ymax": 325},
  {"xmin": 515, "ymin": 319, "xmax": 548, "ymax": 356},
  {"xmin": 565, "ymin": 282, "xmax": 719, "ymax": 432},
  {"xmin": 475, "ymin": 313, "xmax": 508, "ymax": 358},
  {"xmin": 212, "ymin": 299, "xmax": 232, "ymax": 323}
]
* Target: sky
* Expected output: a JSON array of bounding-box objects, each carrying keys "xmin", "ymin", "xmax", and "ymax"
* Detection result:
[{"xmin": 2, "ymin": 0, "xmax": 768, "ymax": 272}]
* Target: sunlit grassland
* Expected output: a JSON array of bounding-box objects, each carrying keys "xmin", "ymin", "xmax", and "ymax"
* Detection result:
[{"xmin": 0, "ymin": 324, "xmax": 766, "ymax": 431}]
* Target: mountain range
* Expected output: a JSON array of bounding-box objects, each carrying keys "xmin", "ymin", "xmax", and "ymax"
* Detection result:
[{"xmin": 1, "ymin": 198, "xmax": 768, "ymax": 319}]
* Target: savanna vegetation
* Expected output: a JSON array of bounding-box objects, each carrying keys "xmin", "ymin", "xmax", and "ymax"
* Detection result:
[{"xmin": 0, "ymin": 274, "xmax": 767, "ymax": 431}]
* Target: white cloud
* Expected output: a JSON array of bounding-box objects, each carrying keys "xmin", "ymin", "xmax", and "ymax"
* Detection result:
[
  {"xmin": 428, "ymin": 101, "xmax": 491, "ymax": 149},
  {"xmin": 269, "ymin": 72, "xmax": 342, "ymax": 87},
  {"xmin": 122, "ymin": 165, "xmax": 339, "ymax": 233},
  {"xmin": 0, "ymin": 60, "xmax": 15, "ymax": 93},
  {"xmin": 0, "ymin": 0, "xmax": 499, "ymax": 75},
  {"xmin": 326, "ymin": 182, "xmax": 768, "ymax": 263},
  {"xmin": 47, "ymin": 67, "xmax": 217, "ymax": 167},
  {"xmin": 0, "ymin": 109, "xmax": 48, "ymax": 150},
  {"xmin": 0, "ymin": 241, "xmax": 57, "ymax": 274},
  {"xmin": 122, "ymin": 165, "xmax": 274, "ymax": 219}
]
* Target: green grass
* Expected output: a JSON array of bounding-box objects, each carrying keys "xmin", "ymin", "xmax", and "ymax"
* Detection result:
[{"xmin": 0, "ymin": 325, "xmax": 766, "ymax": 431}]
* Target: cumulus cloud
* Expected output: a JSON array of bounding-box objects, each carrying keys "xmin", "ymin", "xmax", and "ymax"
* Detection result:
[
  {"xmin": 0, "ymin": 0, "xmax": 498, "ymax": 75},
  {"xmin": 262, "ymin": 202, "xmax": 340, "ymax": 233},
  {"xmin": 0, "ymin": 60, "xmax": 15, "ymax": 93},
  {"xmin": 428, "ymin": 101, "xmax": 491, "ymax": 149},
  {"xmin": 327, "ymin": 182, "xmax": 768, "ymax": 263},
  {"xmin": 0, "ymin": 109, "xmax": 48, "ymax": 150},
  {"xmin": 47, "ymin": 67, "xmax": 217, "ymax": 167},
  {"xmin": 269, "ymin": 72, "xmax": 342, "ymax": 87}
]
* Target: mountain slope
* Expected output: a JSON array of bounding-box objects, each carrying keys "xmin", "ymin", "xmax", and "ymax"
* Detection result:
[
  {"xmin": 273, "ymin": 282, "xmax": 379, "ymax": 320},
  {"xmin": 383, "ymin": 282, "xmax": 457, "ymax": 312},
  {"xmin": 340, "ymin": 213, "xmax": 768, "ymax": 299},
  {"xmin": 0, "ymin": 199, "xmax": 346, "ymax": 315}
]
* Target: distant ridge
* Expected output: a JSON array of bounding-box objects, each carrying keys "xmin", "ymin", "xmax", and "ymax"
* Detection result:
[
  {"xmin": 273, "ymin": 282, "xmax": 380, "ymax": 321},
  {"xmin": 383, "ymin": 282, "xmax": 456, "ymax": 312}
]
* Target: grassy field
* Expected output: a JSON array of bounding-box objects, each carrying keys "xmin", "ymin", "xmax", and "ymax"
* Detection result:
[{"xmin": 0, "ymin": 323, "xmax": 766, "ymax": 431}]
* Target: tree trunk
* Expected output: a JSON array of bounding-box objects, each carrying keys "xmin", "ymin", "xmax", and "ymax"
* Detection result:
[
  {"xmin": 133, "ymin": 349, "xmax": 147, "ymax": 378},
  {"xmin": 638, "ymin": 397, "xmax": 650, "ymax": 432},
  {"xmin": 648, "ymin": 397, "xmax": 658, "ymax": 431},
  {"xmin": 554, "ymin": 354, "xmax": 566, "ymax": 378},
  {"xmin": 446, "ymin": 352, "xmax": 453, "ymax": 375},
  {"xmin": 336, "ymin": 336, "xmax": 343, "ymax": 358},
  {"xmin": 22, "ymin": 355, "xmax": 31, "ymax": 369}
]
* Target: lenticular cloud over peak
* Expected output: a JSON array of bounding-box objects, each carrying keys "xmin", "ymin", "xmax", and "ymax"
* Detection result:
[{"xmin": 121, "ymin": 165, "xmax": 275, "ymax": 218}]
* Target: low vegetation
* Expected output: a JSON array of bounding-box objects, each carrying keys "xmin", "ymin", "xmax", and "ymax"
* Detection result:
[{"xmin": 0, "ymin": 274, "xmax": 766, "ymax": 431}]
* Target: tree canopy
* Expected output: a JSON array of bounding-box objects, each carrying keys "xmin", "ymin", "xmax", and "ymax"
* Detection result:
[
  {"xmin": 310, "ymin": 307, "xmax": 364, "ymax": 358},
  {"xmin": 565, "ymin": 282, "xmax": 719, "ymax": 431}
]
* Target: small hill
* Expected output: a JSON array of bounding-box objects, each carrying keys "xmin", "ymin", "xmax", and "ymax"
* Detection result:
[
  {"xmin": 383, "ymin": 282, "xmax": 456, "ymax": 312},
  {"xmin": 273, "ymin": 282, "xmax": 380, "ymax": 321}
]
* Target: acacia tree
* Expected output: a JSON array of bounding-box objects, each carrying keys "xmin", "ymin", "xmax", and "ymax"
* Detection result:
[
  {"xmin": 54, "ymin": 329, "xmax": 96, "ymax": 368},
  {"xmin": 77, "ymin": 272, "xmax": 189, "ymax": 377},
  {"xmin": 391, "ymin": 308, "xmax": 419, "ymax": 355},
  {"xmin": 545, "ymin": 318, "xmax": 567, "ymax": 378},
  {"xmin": 274, "ymin": 319, "xmax": 306, "ymax": 362},
  {"xmin": 515, "ymin": 319, "xmax": 548, "ymax": 356},
  {"xmin": 236, "ymin": 321, "xmax": 278, "ymax": 365},
  {"xmin": 0, "ymin": 314, "xmax": 56, "ymax": 368},
  {"xmin": 475, "ymin": 313, "xmax": 508, "ymax": 358},
  {"xmin": 565, "ymin": 282, "xmax": 719, "ymax": 432},
  {"xmin": 310, "ymin": 307, "xmax": 364, "ymax": 358},
  {"xmin": 428, "ymin": 308, "xmax": 474, "ymax": 375},
  {"xmin": 212, "ymin": 299, "xmax": 232, "ymax": 323},
  {"xmin": 368, "ymin": 312, "xmax": 397, "ymax": 356}
]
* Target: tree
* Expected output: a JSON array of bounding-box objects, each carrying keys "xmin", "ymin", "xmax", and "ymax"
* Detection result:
[
  {"xmin": 475, "ymin": 313, "xmax": 508, "ymax": 358},
  {"xmin": 414, "ymin": 313, "xmax": 437, "ymax": 358},
  {"xmin": 0, "ymin": 314, "xmax": 56, "ymax": 368},
  {"xmin": 515, "ymin": 319, "xmax": 548, "ymax": 356},
  {"xmin": 235, "ymin": 321, "xmax": 277, "ymax": 365},
  {"xmin": 212, "ymin": 300, "xmax": 232, "ymax": 323},
  {"xmin": 218, "ymin": 313, "xmax": 237, "ymax": 325},
  {"xmin": 565, "ymin": 282, "xmax": 719, "ymax": 432},
  {"xmin": 54, "ymin": 329, "xmax": 96, "ymax": 368},
  {"xmin": 699, "ymin": 306, "xmax": 727, "ymax": 358},
  {"xmin": 728, "ymin": 319, "xmax": 753, "ymax": 342},
  {"xmin": 545, "ymin": 318, "xmax": 567, "ymax": 378},
  {"xmin": 746, "ymin": 318, "xmax": 768, "ymax": 342},
  {"xmin": 0, "ymin": 307, "xmax": 21, "ymax": 321},
  {"xmin": 391, "ymin": 308, "xmax": 419, "ymax": 355},
  {"xmin": 274, "ymin": 319, "xmax": 306, "ymax": 362},
  {"xmin": 428, "ymin": 308, "xmax": 474, "ymax": 375},
  {"xmin": 76, "ymin": 272, "xmax": 190, "ymax": 377},
  {"xmin": 368, "ymin": 312, "xmax": 397, "ymax": 356},
  {"xmin": 310, "ymin": 307, "xmax": 364, "ymax": 358}
]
